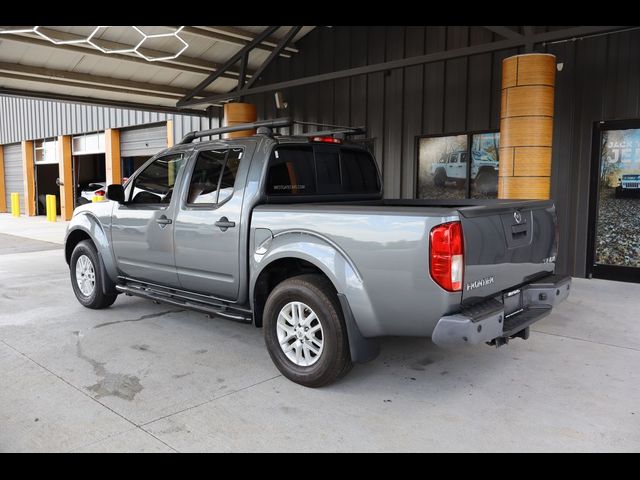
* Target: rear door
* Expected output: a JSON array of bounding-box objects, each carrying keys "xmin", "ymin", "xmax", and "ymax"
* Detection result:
[
  {"xmin": 458, "ymin": 200, "xmax": 557, "ymax": 303},
  {"xmin": 173, "ymin": 145, "xmax": 248, "ymax": 299}
]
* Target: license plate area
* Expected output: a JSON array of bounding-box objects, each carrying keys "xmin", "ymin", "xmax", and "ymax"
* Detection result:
[{"xmin": 503, "ymin": 288, "xmax": 524, "ymax": 319}]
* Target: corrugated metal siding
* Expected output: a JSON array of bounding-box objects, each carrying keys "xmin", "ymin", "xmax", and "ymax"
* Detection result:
[
  {"xmin": 247, "ymin": 25, "xmax": 640, "ymax": 277},
  {"xmin": 3, "ymin": 143, "xmax": 23, "ymax": 214},
  {"xmin": 0, "ymin": 95, "xmax": 216, "ymax": 145},
  {"xmin": 246, "ymin": 26, "xmax": 509, "ymax": 200},
  {"xmin": 120, "ymin": 123, "xmax": 168, "ymax": 157},
  {"xmin": 545, "ymin": 29, "xmax": 640, "ymax": 277}
]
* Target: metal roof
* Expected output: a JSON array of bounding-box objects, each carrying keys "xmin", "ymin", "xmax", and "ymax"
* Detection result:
[{"xmin": 0, "ymin": 26, "xmax": 315, "ymax": 112}]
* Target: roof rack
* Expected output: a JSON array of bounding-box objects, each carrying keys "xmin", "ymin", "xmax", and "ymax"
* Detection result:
[
  {"xmin": 293, "ymin": 120, "xmax": 367, "ymax": 137},
  {"xmin": 178, "ymin": 117, "xmax": 292, "ymax": 144},
  {"xmin": 177, "ymin": 117, "xmax": 367, "ymax": 145}
]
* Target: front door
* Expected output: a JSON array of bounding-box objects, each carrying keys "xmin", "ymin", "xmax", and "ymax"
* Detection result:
[
  {"xmin": 173, "ymin": 146, "xmax": 245, "ymax": 300},
  {"xmin": 111, "ymin": 152, "xmax": 187, "ymax": 286},
  {"xmin": 587, "ymin": 120, "xmax": 640, "ymax": 283}
]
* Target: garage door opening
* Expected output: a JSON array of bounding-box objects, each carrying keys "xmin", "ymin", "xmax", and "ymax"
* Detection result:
[
  {"xmin": 34, "ymin": 139, "xmax": 60, "ymax": 216},
  {"xmin": 120, "ymin": 123, "xmax": 168, "ymax": 183},
  {"xmin": 72, "ymin": 132, "xmax": 106, "ymax": 207},
  {"xmin": 122, "ymin": 156, "xmax": 150, "ymax": 183}
]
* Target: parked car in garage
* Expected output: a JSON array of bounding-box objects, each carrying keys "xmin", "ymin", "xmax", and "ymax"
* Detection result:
[
  {"xmin": 64, "ymin": 118, "xmax": 570, "ymax": 387},
  {"xmin": 77, "ymin": 182, "xmax": 107, "ymax": 205}
]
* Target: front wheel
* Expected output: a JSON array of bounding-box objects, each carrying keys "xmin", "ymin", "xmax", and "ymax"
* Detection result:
[
  {"xmin": 263, "ymin": 274, "xmax": 352, "ymax": 387},
  {"xmin": 70, "ymin": 240, "xmax": 117, "ymax": 309}
]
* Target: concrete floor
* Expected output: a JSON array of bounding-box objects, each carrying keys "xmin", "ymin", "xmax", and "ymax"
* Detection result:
[{"xmin": 0, "ymin": 214, "xmax": 639, "ymax": 452}]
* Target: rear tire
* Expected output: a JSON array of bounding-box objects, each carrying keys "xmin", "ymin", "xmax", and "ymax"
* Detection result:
[
  {"xmin": 263, "ymin": 274, "xmax": 352, "ymax": 387},
  {"xmin": 70, "ymin": 240, "xmax": 117, "ymax": 309},
  {"xmin": 434, "ymin": 169, "xmax": 446, "ymax": 187}
]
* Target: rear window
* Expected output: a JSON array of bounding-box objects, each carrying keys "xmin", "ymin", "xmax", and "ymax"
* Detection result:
[{"xmin": 266, "ymin": 145, "xmax": 379, "ymax": 196}]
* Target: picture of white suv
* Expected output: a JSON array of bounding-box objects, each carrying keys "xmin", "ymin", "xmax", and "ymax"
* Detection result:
[{"xmin": 431, "ymin": 150, "xmax": 499, "ymax": 193}]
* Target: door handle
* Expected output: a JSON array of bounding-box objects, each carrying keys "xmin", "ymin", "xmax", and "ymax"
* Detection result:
[
  {"xmin": 215, "ymin": 216, "xmax": 236, "ymax": 232},
  {"xmin": 156, "ymin": 215, "xmax": 172, "ymax": 226}
]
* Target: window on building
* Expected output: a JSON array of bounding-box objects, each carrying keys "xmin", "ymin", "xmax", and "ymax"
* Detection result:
[
  {"xmin": 34, "ymin": 138, "xmax": 59, "ymax": 165},
  {"xmin": 416, "ymin": 131, "xmax": 499, "ymax": 200}
]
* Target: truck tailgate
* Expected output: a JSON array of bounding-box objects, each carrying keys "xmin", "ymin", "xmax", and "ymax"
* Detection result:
[{"xmin": 458, "ymin": 200, "xmax": 557, "ymax": 303}]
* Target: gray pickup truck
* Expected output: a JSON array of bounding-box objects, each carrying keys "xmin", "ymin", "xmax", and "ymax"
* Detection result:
[{"xmin": 64, "ymin": 118, "xmax": 571, "ymax": 387}]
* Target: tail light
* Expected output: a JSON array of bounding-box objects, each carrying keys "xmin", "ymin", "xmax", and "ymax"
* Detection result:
[
  {"xmin": 95, "ymin": 190, "xmax": 106, "ymax": 196},
  {"xmin": 311, "ymin": 136, "xmax": 341, "ymax": 144},
  {"xmin": 429, "ymin": 221, "xmax": 464, "ymax": 292}
]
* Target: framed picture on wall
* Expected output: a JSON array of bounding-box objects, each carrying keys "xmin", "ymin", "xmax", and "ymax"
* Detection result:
[{"xmin": 416, "ymin": 131, "xmax": 500, "ymax": 200}]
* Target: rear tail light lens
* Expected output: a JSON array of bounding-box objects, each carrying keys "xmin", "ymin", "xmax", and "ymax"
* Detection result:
[
  {"xmin": 95, "ymin": 190, "xmax": 105, "ymax": 196},
  {"xmin": 430, "ymin": 221, "xmax": 464, "ymax": 292},
  {"xmin": 311, "ymin": 136, "xmax": 342, "ymax": 144}
]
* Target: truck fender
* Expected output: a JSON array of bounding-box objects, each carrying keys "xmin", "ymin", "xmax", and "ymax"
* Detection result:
[
  {"xmin": 65, "ymin": 211, "xmax": 118, "ymax": 293},
  {"xmin": 250, "ymin": 230, "xmax": 380, "ymax": 363}
]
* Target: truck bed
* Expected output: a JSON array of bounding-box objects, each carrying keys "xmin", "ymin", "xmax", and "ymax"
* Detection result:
[{"xmin": 251, "ymin": 198, "xmax": 557, "ymax": 337}]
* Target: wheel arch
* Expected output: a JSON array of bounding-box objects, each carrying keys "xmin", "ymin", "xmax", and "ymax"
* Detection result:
[
  {"xmin": 250, "ymin": 233, "xmax": 380, "ymax": 363},
  {"xmin": 64, "ymin": 212, "xmax": 118, "ymax": 283}
]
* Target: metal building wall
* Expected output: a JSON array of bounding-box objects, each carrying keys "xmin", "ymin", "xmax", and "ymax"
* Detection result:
[
  {"xmin": 246, "ymin": 25, "xmax": 640, "ymax": 277},
  {"xmin": 2, "ymin": 143, "xmax": 23, "ymax": 214},
  {"xmin": 0, "ymin": 95, "xmax": 217, "ymax": 147}
]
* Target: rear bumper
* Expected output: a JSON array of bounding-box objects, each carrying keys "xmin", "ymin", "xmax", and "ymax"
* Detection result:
[{"xmin": 431, "ymin": 274, "xmax": 571, "ymax": 348}]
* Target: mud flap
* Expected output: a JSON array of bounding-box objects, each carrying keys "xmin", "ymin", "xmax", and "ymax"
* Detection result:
[{"xmin": 337, "ymin": 293, "xmax": 380, "ymax": 363}]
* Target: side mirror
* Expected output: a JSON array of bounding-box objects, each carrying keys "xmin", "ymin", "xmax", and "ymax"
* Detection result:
[{"xmin": 106, "ymin": 184, "xmax": 125, "ymax": 204}]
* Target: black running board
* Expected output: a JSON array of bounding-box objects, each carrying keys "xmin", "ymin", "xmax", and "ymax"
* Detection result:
[{"xmin": 116, "ymin": 283, "xmax": 253, "ymax": 324}]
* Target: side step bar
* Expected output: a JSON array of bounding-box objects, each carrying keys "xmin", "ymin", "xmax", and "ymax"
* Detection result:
[{"xmin": 116, "ymin": 283, "xmax": 253, "ymax": 324}]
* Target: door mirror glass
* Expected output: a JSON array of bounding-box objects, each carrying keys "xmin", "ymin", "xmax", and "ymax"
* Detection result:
[{"xmin": 106, "ymin": 184, "xmax": 125, "ymax": 204}]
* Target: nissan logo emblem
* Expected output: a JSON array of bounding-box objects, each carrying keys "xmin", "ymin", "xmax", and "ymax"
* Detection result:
[{"xmin": 514, "ymin": 211, "xmax": 522, "ymax": 224}]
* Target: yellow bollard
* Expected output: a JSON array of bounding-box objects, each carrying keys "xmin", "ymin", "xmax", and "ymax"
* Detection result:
[
  {"xmin": 46, "ymin": 194, "xmax": 57, "ymax": 222},
  {"xmin": 11, "ymin": 192, "xmax": 20, "ymax": 217},
  {"xmin": 92, "ymin": 195, "xmax": 105, "ymax": 203}
]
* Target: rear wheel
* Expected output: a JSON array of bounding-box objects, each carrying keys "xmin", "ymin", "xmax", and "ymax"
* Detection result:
[
  {"xmin": 434, "ymin": 169, "xmax": 446, "ymax": 187},
  {"xmin": 263, "ymin": 274, "xmax": 352, "ymax": 387},
  {"xmin": 70, "ymin": 240, "xmax": 117, "ymax": 309}
]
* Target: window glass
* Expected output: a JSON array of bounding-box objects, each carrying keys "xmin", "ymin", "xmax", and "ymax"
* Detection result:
[
  {"xmin": 129, "ymin": 153, "xmax": 185, "ymax": 204},
  {"xmin": 595, "ymin": 128, "xmax": 640, "ymax": 268},
  {"xmin": 341, "ymin": 149, "xmax": 380, "ymax": 193},
  {"xmin": 470, "ymin": 132, "xmax": 500, "ymax": 199},
  {"xmin": 218, "ymin": 148, "xmax": 242, "ymax": 204},
  {"xmin": 267, "ymin": 146, "xmax": 317, "ymax": 195},
  {"xmin": 417, "ymin": 135, "xmax": 468, "ymax": 199},
  {"xmin": 315, "ymin": 147, "xmax": 342, "ymax": 194},
  {"xmin": 187, "ymin": 150, "xmax": 227, "ymax": 204}
]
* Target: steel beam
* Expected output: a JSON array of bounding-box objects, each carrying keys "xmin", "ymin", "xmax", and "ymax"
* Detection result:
[
  {"xmin": 244, "ymin": 26, "xmax": 302, "ymax": 90},
  {"xmin": 483, "ymin": 26, "xmax": 523, "ymax": 40},
  {"xmin": 179, "ymin": 25, "xmax": 632, "ymax": 108},
  {"xmin": 0, "ymin": 87, "xmax": 210, "ymax": 115},
  {"xmin": 179, "ymin": 26, "xmax": 280, "ymax": 105},
  {"xmin": 0, "ymin": 61, "xmax": 193, "ymax": 97},
  {"xmin": 199, "ymin": 26, "xmax": 300, "ymax": 53},
  {"xmin": 182, "ymin": 26, "xmax": 296, "ymax": 57},
  {"xmin": 0, "ymin": 72, "xmax": 181, "ymax": 101}
]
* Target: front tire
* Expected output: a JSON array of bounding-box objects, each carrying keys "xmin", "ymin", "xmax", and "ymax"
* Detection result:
[
  {"xmin": 263, "ymin": 274, "xmax": 352, "ymax": 387},
  {"xmin": 70, "ymin": 240, "xmax": 117, "ymax": 309}
]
